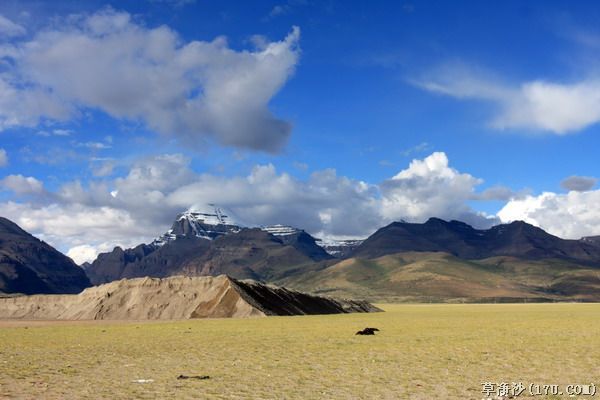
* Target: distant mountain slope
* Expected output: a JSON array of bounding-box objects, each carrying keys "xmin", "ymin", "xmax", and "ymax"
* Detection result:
[
  {"xmin": 260, "ymin": 225, "xmax": 333, "ymax": 260},
  {"xmin": 178, "ymin": 228, "xmax": 332, "ymax": 280},
  {"xmin": 0, "ymin": 217, "xmax": 91, "ymax": 295},
  {"xmin": 84, "ymin": 213, "xmax": 600, "ymax": 302},
  {"xmin": 582, "ymin": 236, "xmax": 600, "ymax": 246},
  {"xmin": 84, "ymin": 239, "xmax": 204, "ymax": 285},
  {"xmin": 86, "ymin": 222, "xmax": 332, "ymax": 285},
  {"xmin": 278, "ymin": 251, "xmax": 600, "ymax": 303},
  {"xmin": 351, "ymin": 218, "xmax": 600, "ymax": 264}
]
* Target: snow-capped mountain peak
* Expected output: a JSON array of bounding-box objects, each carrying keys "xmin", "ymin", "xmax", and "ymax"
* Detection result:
[
  {"xmin": 152, "ymin": 205, "xmax": 364, "ymax": 258},
  {"xmin": 177, "ymin": 206, "xmax": 231, "ymax": 226},
  {"xmin": 152, "ymin": 205, "xmax": 242, "ymax": 246}
]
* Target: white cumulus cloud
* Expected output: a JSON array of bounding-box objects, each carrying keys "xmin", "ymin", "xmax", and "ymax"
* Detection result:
[
  {"xmin": 0, "ymin": 152, "xmax": 501, "ymax": 260},
  {"xmin": 498, "ymin": 190, "xmax": 600, "ymax": 239},
  {"xmin": 67, "ymin": 243, "xmax": 116, "ymax": 265},
  {"xmin": 0, "ymin": 175, "xmax": 44, "ymax": 195},
  {"xmin": 0, "ymin": 8, "xmax": 300, "ymax": 152},
  {"xmin": 380, "ymin": 152, "xmax": 495, "ymax": 227},
  {"xmin": 416, "ymin": 62, "xmax": 600, "ymax": 134}
]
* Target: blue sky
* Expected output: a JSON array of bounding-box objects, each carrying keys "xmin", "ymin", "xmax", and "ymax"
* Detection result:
[{"xmin": 0, "ymin": 0, "xmax": 599, "ymax": 263}]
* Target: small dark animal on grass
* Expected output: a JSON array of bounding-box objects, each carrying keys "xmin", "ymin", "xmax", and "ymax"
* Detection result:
[
  {"xmin": 177, "ymin": 374, "xmax": 210, "ymax": 380},
  {"xmin": 356, "ymin": 327, "xmax": 380, "ymax": 335}
]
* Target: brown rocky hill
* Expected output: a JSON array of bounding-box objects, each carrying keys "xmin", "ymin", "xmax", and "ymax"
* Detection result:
[
  {"xmin": 0, "ymin": 275, "xmax": 380, "ymax": 320},
  {"xmin": 351, "ymin": 218, "xmax": 600, "ymax": 264},
  {"xmin": 0, "ymin": 217, "xmax": 91, "ymax": 295},
  {"xmin": 278, "ymin": 252, "xmax": 600, "ymax": 303},
  {"xmin": 86, "ymin": 228, "xmax": 332, "ymax": 285},
  {"xmin": 274, "ymin": 219, "xmax": 600, "ymax": 303}
]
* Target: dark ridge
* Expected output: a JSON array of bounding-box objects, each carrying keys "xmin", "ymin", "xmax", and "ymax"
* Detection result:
[
  {"xmin": 86, "ymin": 227, "xmax": 333, "ymax": 285},
  {"xmin": 229, "ymin": 277, "xmax": 381, "ymax": 315},
  {"xmin": 0, "ymin": 217, "xmax": 91, "ymax": 295},
  {"xmin": 351, "ymin": 218, "xmax": 600, "ymax": 264}
]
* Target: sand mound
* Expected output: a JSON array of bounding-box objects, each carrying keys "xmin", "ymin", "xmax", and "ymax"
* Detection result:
[{"xmin": 0, "ymin": 275, "xmax": 380, "ymax": 320}]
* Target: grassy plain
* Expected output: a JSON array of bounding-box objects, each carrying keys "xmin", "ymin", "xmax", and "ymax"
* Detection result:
[{"xmin": 1, "ymin": 304, "xmax": 599, "ymax": 399}]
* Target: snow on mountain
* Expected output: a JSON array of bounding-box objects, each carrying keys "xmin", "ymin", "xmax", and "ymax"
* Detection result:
[
  {"xmin": 260, "ymin": 224, "xmax": 365, "ymax": 257},
  {"xmin": 261, "ymin": 224, "xmax": 302, "ymax": 236},
  {"xmin": 152, "ymin": 206, "xmax": 241, "ymax": 246},
  {"xmin": 152, "ymin": 205, "xmax": 361, "ymax": 258},
  {"xmin": 316, "ymin": 239, "xmax": 364, "ymax": 257}
]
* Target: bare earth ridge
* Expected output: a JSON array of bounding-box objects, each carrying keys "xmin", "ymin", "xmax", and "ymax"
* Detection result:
[{"xmin": 0, "ymin": 275, "xmax": 380, "ymax": 320}]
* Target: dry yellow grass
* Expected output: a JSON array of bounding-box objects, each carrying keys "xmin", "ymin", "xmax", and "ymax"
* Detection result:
[{"xmin": 1, "ymin": 304, "xmax": 599, "ymax": 399}]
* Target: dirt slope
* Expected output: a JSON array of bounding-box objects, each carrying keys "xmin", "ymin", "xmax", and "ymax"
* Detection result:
[{"xmin": 0, "ymin": 275, "xmax": 380, "ymax": 320}]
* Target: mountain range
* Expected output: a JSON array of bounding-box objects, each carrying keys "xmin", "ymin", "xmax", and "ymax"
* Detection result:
[
  {"xmin": 85, "ymin": 210, "xmax": 333, "ymax": 285},
  {"xmin": 282, "ymin": 219, "xmax": 600, "ymax": 302},
  {"xmin": 3, "ymin": 208, "xmax": 600, "ymax": 302},
  {"xmin": 352, "ymin": 217, "xmax": 600, "ymax": 263}
]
